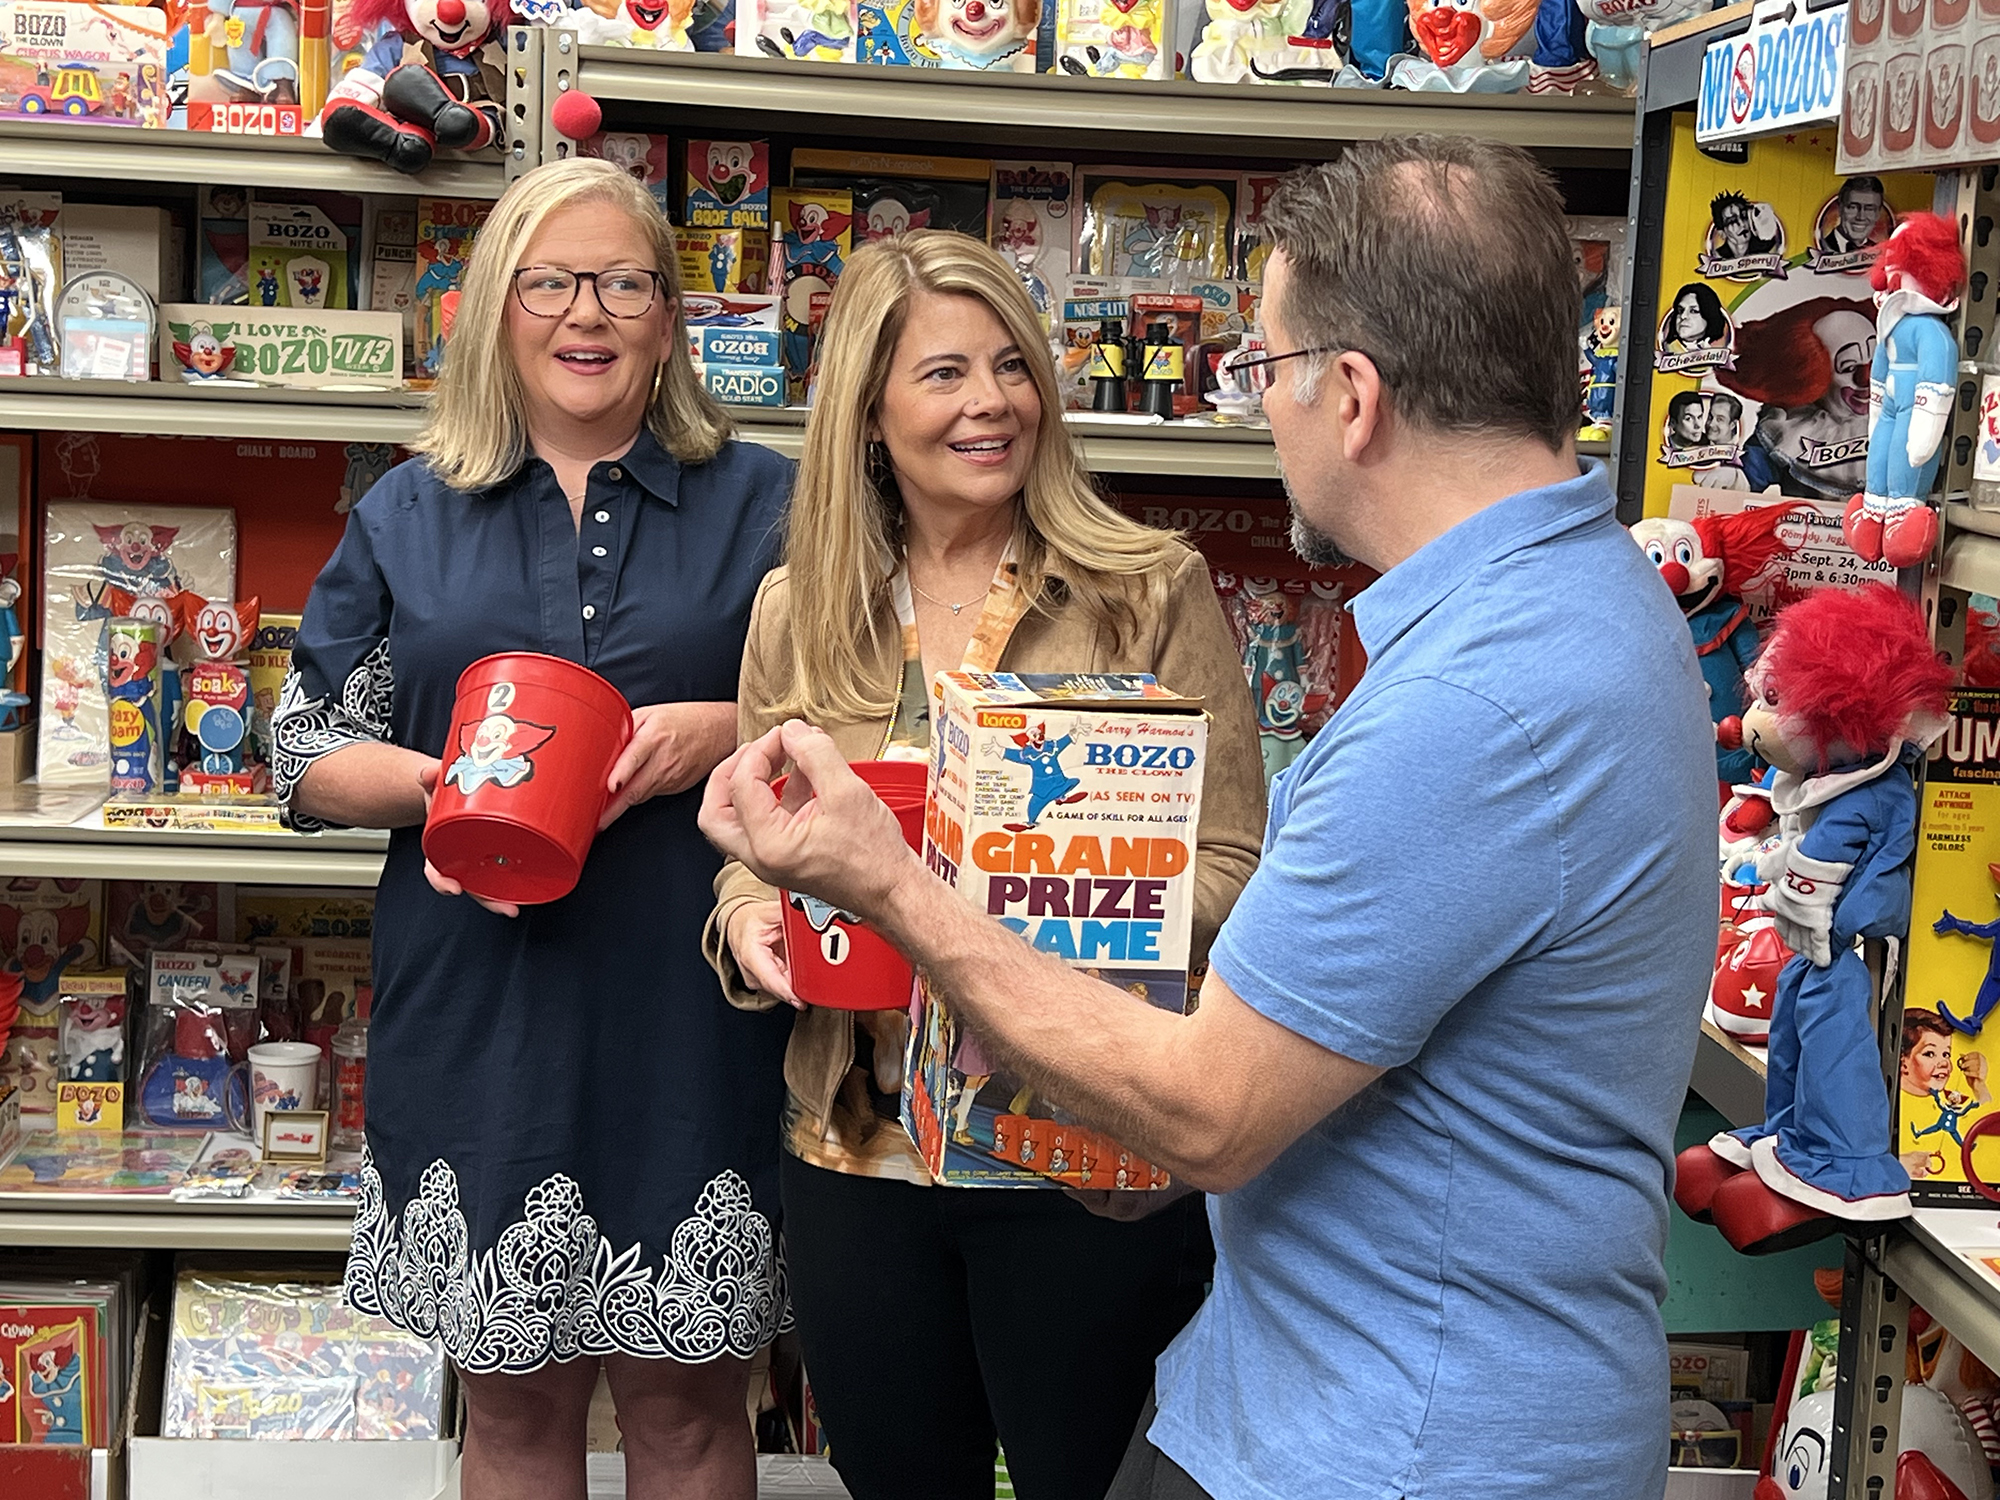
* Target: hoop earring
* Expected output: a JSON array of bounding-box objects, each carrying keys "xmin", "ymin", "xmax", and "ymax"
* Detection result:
[
  {"xmin": 651, "ymin": 362, "xmax": 665, "ymax": 404},
  {"xmin": 867, "ymin": 440, "xmax": 893, "ymax": 491}
]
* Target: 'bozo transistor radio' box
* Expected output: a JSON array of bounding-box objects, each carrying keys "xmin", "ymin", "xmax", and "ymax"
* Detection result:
[{"xmin": 904, "ymin": 672, "xmax": 1205, "ymax": 1188}]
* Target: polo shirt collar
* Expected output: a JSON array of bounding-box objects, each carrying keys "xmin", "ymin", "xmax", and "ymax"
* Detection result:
[
  {"xmin": 1350, "ymin": 461, "xmax": 1615, "ymax": 659},
  {"xmin": 497, "ymin": 425, "xmax": 683, "ymax": 506},
  {"xmin": 614, "ymin": 426, "xmax": 682, "ymax": 506}
]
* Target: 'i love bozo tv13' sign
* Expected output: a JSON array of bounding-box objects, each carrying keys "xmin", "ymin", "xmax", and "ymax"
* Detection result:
[{"xmin": 1697, "ymin": 0, "xmax": 1847, "ymax": 143}]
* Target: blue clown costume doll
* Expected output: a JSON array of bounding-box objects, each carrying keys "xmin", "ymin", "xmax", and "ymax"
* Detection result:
[
  {"xmin": 1673, "ymin": 584, "xmax": 1952, "ymax": 1254},
  {"xmin": 1629, "ymin": 506, "xmax": 1803, "ymax": 797},
  {"xmin": 1845, "ymin": 212, "xmax": 1966, "ymax": 571}
]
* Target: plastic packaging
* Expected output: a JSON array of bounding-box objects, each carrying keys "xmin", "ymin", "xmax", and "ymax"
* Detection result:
[
  {"xmin": 163, "ymin": 1271, "xmax": 447, "ymax": 1440},
  {"xmin": 1973, "ymin": 357, "xmax": 2000, "ymax": 512},
  {"xmin": 330, "ymin": 987, "xmax": 368, "ymax": 1151}
]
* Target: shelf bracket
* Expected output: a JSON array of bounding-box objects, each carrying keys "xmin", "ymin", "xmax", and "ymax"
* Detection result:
[
  {"xmin": 506, "ymin": 24, "xmax": 546, "ymax": 182},
  {"xmin": 542, "ymin": 29, "xmax": 583, "ymax": 166},
  {"xmin": 1833, "ymin": 1236, "xmax": 1906, "ymax": 1500}
]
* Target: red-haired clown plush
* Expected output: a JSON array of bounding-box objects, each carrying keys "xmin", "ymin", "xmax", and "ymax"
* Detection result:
[
  {"xmin": 317, "ymin": 0, "xmax": 509, "ymax": 175},
  {"xmin": 1629, "ymin": 505, "xmax": 1800, "ymax": 790},
  {"xmin": 1675, "ymin": 583, "xmax": 1952, "ymax": 1254},
  {"xmin": 1845, "ymin": 212, "xmax": 1967, "ymax": 568}
]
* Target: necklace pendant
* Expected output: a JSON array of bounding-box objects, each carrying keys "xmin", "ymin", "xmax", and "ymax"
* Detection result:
[{"xmin": 952, "ymin": 602, "xmax": 964, "ymax": 615}]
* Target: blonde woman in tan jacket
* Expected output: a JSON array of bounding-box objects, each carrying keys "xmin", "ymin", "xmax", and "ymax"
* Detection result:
[{"xmin": 703, "ymin": 230, "xmax": 1264, "ymax": 1500}]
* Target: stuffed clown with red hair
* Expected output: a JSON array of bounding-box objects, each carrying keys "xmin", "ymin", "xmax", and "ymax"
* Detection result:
[
  {"xmin": 1629, "ymin": 505, "xmax": 1800, "ymax": 791},
  {"xmin": 1676, "ymin": 583, "xmax": 1952, "ymax": 1254},
  {"xmin": 317, "ymin": 0, "xmax": 508, "ymax": 175},
  {"xmin": 1845, "ymin": 211, "xmax": 1967, "ymax": 568}
]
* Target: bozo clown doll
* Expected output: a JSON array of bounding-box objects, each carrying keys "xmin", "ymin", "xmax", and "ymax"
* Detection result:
[{"xmin": 1675, "ymin": 583, "xmax": 1952, "ymax": 1254}]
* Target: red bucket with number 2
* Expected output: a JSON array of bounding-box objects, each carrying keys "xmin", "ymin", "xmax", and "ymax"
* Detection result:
[
  {"xmin": 777, "ymin": 760, "xmax": 927, "ymax": 1011},
  {"xmin": 422, "ymin": 652, "xmax": 634, "ymax": 906}
]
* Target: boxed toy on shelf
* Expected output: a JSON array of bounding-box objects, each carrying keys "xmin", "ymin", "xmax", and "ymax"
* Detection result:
[
  {"xmin": 1054, "ymin": 0, "xmax": 1171, "ymax": 78},
  {"xmin": 197, "ymin": 189, "xmax": 364, "ymax": 308},
  {"xmin": 0, "ymin": 879, "xmax": 102, "ymax": 1120},
  {"xmin": 791, "ymin": 149, "xmax": 991, "ymax": 245},
  {"xmin": 412, "ymin": 197, "xmax": 489, "ymax": 380},
  {"xmin": 0, "ymin": 1, "xmax": 170, "ymax": 126},
  {"xmin": 1077, "ymin": 170, "xmax": 1235, "ymax": 282},
  {"xmin": 990, "ymin": 161, "xmax": 1073, "ymax": 327},
  {"xmin": 161, "ymin": 1268, "xmax": 448, "ymax": 1441},
  {"xmin": 182, "ymin": 0, "xmax": 332, "ymax": 134},
  {"xmin": 37, "ymin": 502, "xmax": 237, "ymax": 787},
  {"xmin": 903, "ymin": 672, "xmax": 1202, "ymax": 1187},
  {"xmin": 770, "ymin": 187, "xmax": 852, "ymax": 403},
  {"xmin": 0, "ymin": 192, "xmax": 62, "ymax": 379},
  {"xmin": 685, "ymin": 139, "xmax": 770, "ymax": 293},
  {"xmin": 0, "ymin": 1267, "xmax": 138, "ymax": 1446}
]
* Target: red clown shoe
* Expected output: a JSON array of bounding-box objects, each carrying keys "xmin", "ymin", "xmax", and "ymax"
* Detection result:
[
  {"xmin": 1672, "ymin": 1142, "xmax": 1745, "ymax": 1225},
  {"xmin": 1708, "ymin": 1168, "xmax": 1841, "ymax": 1255},
  {"xmin": 1705, "ymin": 915, "xmax": 1793, "ymax": 1045}
]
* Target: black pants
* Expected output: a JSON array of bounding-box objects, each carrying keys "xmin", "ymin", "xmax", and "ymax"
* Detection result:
[
  {"xmin": 780, "ymin": 1153, "xmax": 1213, "ymax": 1500},
  {"xmin": 1104, "ymin": 1394, "xmax": 1215, "ymax": 1500}
]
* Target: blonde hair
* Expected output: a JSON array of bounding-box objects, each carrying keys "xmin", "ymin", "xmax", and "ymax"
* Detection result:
[
  {"xmin": 782, "ymin": 230, "xmax": 1182, "ymax": 723},
  {"xmin": 414, "ymin": 157, "xmax": 732, "ymax": 490}
]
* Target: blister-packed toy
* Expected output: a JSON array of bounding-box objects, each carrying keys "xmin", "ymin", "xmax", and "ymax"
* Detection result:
[
  {"xmin": 164, "ymin": 1270, "xmax": 447, "ymax": 1439},
  {"xmin": 771, "ymin": 188, "xmax": 853, "ymax": 404},
  {"xmin": 991, "ymin": 161, "xmax": 1073, "ymax": 328},
  {"xmin": 1078, "ymin": 174, "xmax": 1235, "ymax": 283},
  {"xmin": 1055, "ymin": 0, "xmax": 1171, "ymax": 76},
  {"xmin": 39, "ymin": 504, "xmax": 237, "ymax": 790},
  {"xmin": 134, "ymin": 952, "xmax": 259, "ymax": 1133},
  {"xmin": 0, "ymin": 193, "xmax": 61, "ymax": 378},
  {"xmin": 1213, "ymin": 574, "xmax": 1345, "ymax": 782}
]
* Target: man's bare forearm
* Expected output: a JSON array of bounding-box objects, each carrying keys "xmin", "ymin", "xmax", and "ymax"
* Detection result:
[{"xmin": 876, "ymin": 859, "xmax": 1242, "ymax": 1186}]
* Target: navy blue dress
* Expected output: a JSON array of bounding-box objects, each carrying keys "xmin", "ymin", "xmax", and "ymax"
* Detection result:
[{"xmin": 272, "ymin": 430, "xmax": 795, "ymax": 1375}]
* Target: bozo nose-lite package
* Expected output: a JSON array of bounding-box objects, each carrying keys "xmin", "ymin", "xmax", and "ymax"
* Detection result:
[{"xmin": 904, "ymin": 671, "xmax": 1204, "ymax": 1188}]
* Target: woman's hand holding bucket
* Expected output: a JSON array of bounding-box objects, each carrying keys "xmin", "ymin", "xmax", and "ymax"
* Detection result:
[
  {"xmin": 700, "ymin": 720, "xmax": 924, "ymax": 928},
  {"xmin": 599, "ymin": 701, "xmax": 739, "ymax": 831},
  {"xmin": 419, "ymin": 761, "xmax": 523, "ymax": 919},
  {"xmin": 726, "ymin": 899, "xmax": 802, "ymax": 1010}
]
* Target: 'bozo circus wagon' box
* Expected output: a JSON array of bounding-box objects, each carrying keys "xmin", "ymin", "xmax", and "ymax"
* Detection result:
[{"xmin": 903, "ymin": 671, "xmax": 1205, "ymax": 1188}]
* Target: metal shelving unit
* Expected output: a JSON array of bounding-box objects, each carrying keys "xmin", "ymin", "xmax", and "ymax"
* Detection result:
[
  {"xmin": 0, "ymin": 1196, "xmax": 355, "ymax": 1252},
  {"xmin": 0, "ymin": 378, "xmax": 430, "ymax": 445},
  {"xmin": 0, "ymin": 118, "xmax": 507, "ymax": 198},
  {"xmin": 0, "ymin": 823, "xmax": 387, "ymax": 885},
  {"xmin": 552, "ymin": 41, "xmax": 1636, "ymax": 158}
]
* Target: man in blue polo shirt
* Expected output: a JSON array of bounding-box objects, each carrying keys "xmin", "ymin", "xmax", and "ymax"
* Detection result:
[{"xmin": 701, "ymin": 135, "xmax": 1717, "ymax": 1500}]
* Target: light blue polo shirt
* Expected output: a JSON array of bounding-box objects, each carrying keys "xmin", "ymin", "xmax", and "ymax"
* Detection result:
[{"xmin": 1152, "ymin": 466, "xmax": 1717, "ymax": 1500}]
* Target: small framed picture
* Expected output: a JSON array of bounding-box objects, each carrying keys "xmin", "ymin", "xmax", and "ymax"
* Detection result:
[{"xmin": 262, "ymin": 1109, "xmax": 329, "ymax": 1163}]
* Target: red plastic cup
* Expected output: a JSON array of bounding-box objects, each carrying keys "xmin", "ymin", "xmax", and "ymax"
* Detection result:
[
  {"xmin": 776, "ymin": 760, "xmax": 926, "ymax": 1011},
  {"xmin": 422, "ymin": 652, "xmax": 635, "ymax": 906}
]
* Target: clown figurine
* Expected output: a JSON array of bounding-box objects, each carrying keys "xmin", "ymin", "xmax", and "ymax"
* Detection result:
[
  {"xmin": 1846, "ymin": 212, "xmax": 1966, "ymax": 569},
  {"xmin": 1628, "ymin": 505, "xmax": 1801, "ymax": 794},
  {"xmin": 317, "ymin": 0, "xmax": 508, "ymax": 175},
  {"xmin": 1673, "ymin": 583, "xmax": 1952, "ymax": 1254}
]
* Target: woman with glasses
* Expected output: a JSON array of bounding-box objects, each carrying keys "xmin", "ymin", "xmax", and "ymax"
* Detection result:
[
  {"xmin": 273, "ymin": 158, "xmax": 793, "ymax": 1500},
  {"xmin": 704, "ymin": 229, "xmax": 1265, "ymax": 1500}
]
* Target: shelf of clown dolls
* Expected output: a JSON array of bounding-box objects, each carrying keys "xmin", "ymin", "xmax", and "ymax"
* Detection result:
[
  {"xmin": 0, "ymin": 116, "xmax": 508, "ymax": 200},
  {"xmin": 0, "ymin": 378, "xmax": 430, "ymax": 446},
  {"xmin": 564, "ymin": 44, "xmax": 1640, "ymax": 157},
  {"xmin": 0, "ymin": 1197, "xmax": 354, "ymax": 1253}
]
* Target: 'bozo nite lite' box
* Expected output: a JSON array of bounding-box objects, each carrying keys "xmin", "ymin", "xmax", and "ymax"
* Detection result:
[{"xmin": 903, "ymin": 672, "xmax": 1205, "ymax": 1188}]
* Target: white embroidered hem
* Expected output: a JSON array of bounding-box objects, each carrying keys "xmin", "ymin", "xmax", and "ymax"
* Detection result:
[{"xmin": 343, "ymin": 1150, "xmax": 789, "ymax": 1374}]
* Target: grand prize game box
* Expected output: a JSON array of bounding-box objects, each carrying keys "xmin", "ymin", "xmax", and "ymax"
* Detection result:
[{"xmin": 904, "ymin": 672, "xmax": 1205, "ymax": 1188}]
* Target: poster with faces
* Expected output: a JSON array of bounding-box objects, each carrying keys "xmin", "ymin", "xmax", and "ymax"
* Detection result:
[{"xmin": 1840, "ymin": 0, "xmax": 2000, "ymax": 170}]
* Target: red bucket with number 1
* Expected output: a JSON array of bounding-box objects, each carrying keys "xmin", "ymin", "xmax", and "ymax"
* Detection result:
[
  {"xmin": 422, "ymin": 652, "xmax": 634, "ymax": 906},
  {"xmin": 777, "ymin": 760, "xmax": 927, "ymax": 1011}
]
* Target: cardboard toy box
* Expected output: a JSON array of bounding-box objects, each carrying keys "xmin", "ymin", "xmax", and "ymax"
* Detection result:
[
  {"xmin": 903, "ymin": 671, "xmax": 1204, "ymax": 1188},
  {"xmin": 159, "ymin": 305, "xmax": 400, "ymax": 389},
  {"xmin": 0, "ymin": 2, "xmax": 170, "ymax": 126}
]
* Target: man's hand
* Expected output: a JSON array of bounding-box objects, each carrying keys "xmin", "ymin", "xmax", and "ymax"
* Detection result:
[
  {"xmin": 726, "ymin": 899, "xmax": 802, "ymax": 1010},
  {"xmin": 419, "ymin": 761, "xmax": 520, "ymax": 918},
  {"xmin": 601, "ymin": 702, "xmax": 736, "ymax": 831},
  {"xmin": 698, "ymin": 720, "xmax": 923, "ymax": 919}
]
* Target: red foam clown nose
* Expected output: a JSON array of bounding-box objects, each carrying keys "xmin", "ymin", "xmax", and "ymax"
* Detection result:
[
  {"xmin": 437, "ymin": 0, "xmax": 467, "ymax": 23},
  {"xmin": 1658, "ymin": 560, "xmax": 1691, "ymax": 595}
]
